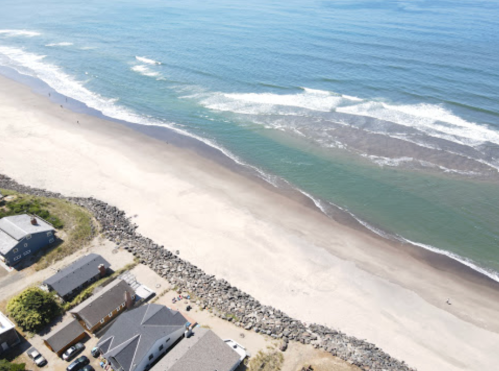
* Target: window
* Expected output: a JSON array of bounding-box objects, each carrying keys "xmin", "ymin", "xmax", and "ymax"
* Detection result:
[
  {"xmin": 122, "ymin": 303, "xmax": 125, "ymax": 308},
  {"xmin": 24, "ymin": 243, "xmax": 28, "ymax": 248},
  {"xmin": 49, "ymin": 238, "xmax": 54, "ymax": 243},
  {"xmin": 13, "ymin": 248, "xmax": 18, "ymax": 253},
  {"xmin": 47, "ymin": 231, "xmax": 53, "ymax": 237},
  {"xmin": 13, "ymin": 255, "xmax": 22, "ymax": 261},
  {"xmin": 23, "ymin": 250, "xmax": 31, "ymax": 256},
  {"xmin": 148, "ymin": 354, "xmax": 153, "ymax": 361},
  {"xmin": 26, "ymin": 235, "xmax": 32, "ymax": 240},
  {"xmin": 165, "ymin": 338, "xmax": 170, "ymax": 343},
  {"xmin": 116, "ymin": 306, "xmax": 120, "ymax": 312},
  {"xmin": 100, "ymin": 319, "xmax": 105, "ymax": 324},
  {"xmin": 159, "ymin": 345, "xmax": 163, "ymax": 352},
  {"xmin": 108, "ymin": 312, "xmax": 113, "ymax": 318}
]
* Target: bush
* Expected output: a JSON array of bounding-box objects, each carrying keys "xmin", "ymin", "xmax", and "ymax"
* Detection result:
[
  {"xmin": 0, "ymin": 197, "xmax": 63, "ymax": 229},
  {"xmin": 7, "ymin": 288, "xmax": 61, "ymax": 332},
  {"xmin": 0, "ymin": 360, "xmax": 25, "ymax": 371}
]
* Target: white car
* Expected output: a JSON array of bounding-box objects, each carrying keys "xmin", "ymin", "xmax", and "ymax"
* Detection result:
[
  {"xmin": 62, "ymin": 343, "xmax": 85, "ymax": 361},
  {"xmin": 27, "ymin": 347, "xmax": 48, "ymax": 367}
]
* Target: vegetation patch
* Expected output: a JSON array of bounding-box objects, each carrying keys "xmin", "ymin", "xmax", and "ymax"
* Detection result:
[
  {"xmin": 0, "ymin": 360, "xmax": 25, "ymax": 371},
  {"xmin": 7, "ymin": 287, "xmax": 61, "ymax": 333},
  {"xmin": 248, "ymin": 347, "xmax": 284, "ymax": 371},
  {"xmin": 0, "ymin": 193, "xmax": 63, "ymax": 228}
]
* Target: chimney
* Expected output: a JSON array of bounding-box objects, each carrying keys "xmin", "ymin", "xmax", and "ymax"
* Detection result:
[
  {"xmin": 98, "ymin": 264, "xmax": 106, "ymax": 277},
  {"xmin": 125, "ymin": 290, "xmax": 133, "ymax": 309},
  {"xmin": 31, "ymin": 217, "xmax": 38, "ymax": 226}
]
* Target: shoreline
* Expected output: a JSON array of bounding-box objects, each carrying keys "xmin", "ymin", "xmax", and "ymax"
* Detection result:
[
  {"xmin": 1, "ymin": 72, "xmax": 499, "ymax": 370},
  {"xmin": 1, "ymin": 66, "xmax": 498, "ymax": 287}
]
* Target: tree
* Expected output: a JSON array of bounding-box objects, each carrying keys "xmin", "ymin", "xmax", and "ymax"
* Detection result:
[
  {"xmin": 7, "ymin": 287, "xmax": 61, "ymax": 332},
  {"xmin": 0, "ymin": 360, "xmax": 26, "ymax": 371}
]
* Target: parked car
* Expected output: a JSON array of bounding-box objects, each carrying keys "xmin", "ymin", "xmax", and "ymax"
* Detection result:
[
  {"xmin": 27, "ymin": 347, "xmax": 48, "ymax": 367},
  {"xmin": 81, "ymin": 366, "xmax": 95, "ymax": 371},
  {"xmin": 62, "ymin": 343, "xmax": 85, "ymax": 361},
  {"xmin": 90, "ymin": 347, "xmax": 100, "ymax": 358},
  {"xmin": 66, "ymin": 356, "xmax": 89, "ymax": 371}
]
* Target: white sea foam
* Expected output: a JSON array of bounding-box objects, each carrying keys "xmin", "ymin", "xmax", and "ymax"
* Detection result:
[
  {"xmin": 338, "ymin": 101, "xmax": 499, "ymax": 147},
  {"xmin": 131, "ymin": 65, "xmax": 160, "ymax": 78},
  {"xmin": 45, "ymin": 42, "xmax": 73, "ymax": 47},
  {"xmin": 197, "ymin": 87, "xmax": 499, "ymax": 151},
  {"xmin": 0, "ymin": 29, "xmax": 40, "ymax": 37},
  {"xmin": 135, "ymin": 56, "xmax": 161, "ymax": 65}
]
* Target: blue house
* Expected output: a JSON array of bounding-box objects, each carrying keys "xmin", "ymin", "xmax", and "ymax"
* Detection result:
[{"xmin": 0, "ymin": 214, "xmax": 55, "ymax": 266}]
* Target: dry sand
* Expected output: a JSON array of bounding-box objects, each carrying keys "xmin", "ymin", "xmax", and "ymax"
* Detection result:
[{"xmin": 1, "ymin": 74, "xmax": 499, "ymax": 371}]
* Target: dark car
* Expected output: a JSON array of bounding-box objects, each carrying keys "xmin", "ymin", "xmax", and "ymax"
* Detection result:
[
  {"xmin": 63, "ymin": 343, "xmax": 85, "ymax": 361},
  {"xmin": 66, "ymin": 356, "xmax": 89, "ymax": 371},
  {"xmin": 81, "ymin": 366, "xmax": 95, "ymax": 371},
  {"xmin": 90, "ymin": 347, "xmax": 100, "ymax": 358}
]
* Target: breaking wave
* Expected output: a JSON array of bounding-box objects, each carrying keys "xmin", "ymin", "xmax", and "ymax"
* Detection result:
[
  {"xmin": 0, "ymin": 29, "xmax": 40, "ymax": 37},
  {"xmin": 45, "ymin": 42, "xmax": 73, "ymax": 47},
  {"xmin": 135, "ymin": 56, "xmax": 161, "ymax": 65},
  {"xmin": 131, "ymin": 64, "xmax": 161, "ymax": 78}
]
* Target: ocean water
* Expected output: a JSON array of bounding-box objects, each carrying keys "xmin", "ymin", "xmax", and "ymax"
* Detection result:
[{"xmin": 1, "ymin": 0, "xmax": 499, "ymax": 280}]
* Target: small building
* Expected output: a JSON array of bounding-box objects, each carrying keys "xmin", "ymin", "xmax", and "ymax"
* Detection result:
[
  {"xmin": 42, "ymin": 253, "xmax": 110, "ymax": 301},
  {"xmin": 43, "ymin": 318, "xmax": 86, "ymax": 356},
  {"xmin": 70, "ymin": 279, "xmax": 135, "ymax": 333},
  {"xmin": 97, "ymin": 304, "xmax": 189, "ymax": 371},
  {"xmin": 151, "ymin": 328, "xmax": 243, "ymax": 371},
  {"xmin": 0, "ymin": 214, "xmax": 55, "ymax": 266},
  {"xmin": 0, "ymin": 311, "xmax": 21, "ymax": 355}
]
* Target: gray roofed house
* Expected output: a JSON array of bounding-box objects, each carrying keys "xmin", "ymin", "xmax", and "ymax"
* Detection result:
[
  {"xmin": 43, "ymin": 253, "xmax": 110, "ymax": 300},
  {"xmin": 70, "ymin": 279, "xmax": 135, "ymax": 333},
  {"xmin": 0, "ymin": 214, "xmax": 55, "ymax": 266},
  {"xmin": 43, "ymin": 318, "xmax": 86, "ymax": 356},
  {"xmin": 97, "ymin": 304, "xmax": 189, "ymax": 371},
  {"xmin": 151, "ymin": 328, "xmax": 242, "ymax": 371}
]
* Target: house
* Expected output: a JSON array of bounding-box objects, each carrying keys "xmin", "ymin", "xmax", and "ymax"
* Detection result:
[
  {"xmin": 43, "ymin": 318, "xmax": 86, "ymax": 356},
  {"xmin": 0, "ymin": 311, "xmax": 21, "ymax": 355},
  {"xmin": 0, "ymin": 214, "xmax": 55, "ymax": 266},
  {"xmin": 97, "ymin": 304, "xmax": 189, "ymax": 371},
  {"xmin": 151, "ymin": 328, "xmax": 243, "ymax": 371},
  {"xmin": 42, "ymin": 253, "xmax": 110, "ymax": 301},
  {"xmin": 70, "ymin": 279, "xmax": 135, "ymax": 333}
]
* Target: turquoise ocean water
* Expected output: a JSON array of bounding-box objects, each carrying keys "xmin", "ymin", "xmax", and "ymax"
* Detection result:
[{"xmin": 1, "ymin": 0, "xmax": 499, "ymax": 280}]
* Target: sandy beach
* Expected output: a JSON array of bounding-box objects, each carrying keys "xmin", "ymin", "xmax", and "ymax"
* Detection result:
[{"xmin": 1, "ymin": 74, "xmax": 499, "ymax": 371}]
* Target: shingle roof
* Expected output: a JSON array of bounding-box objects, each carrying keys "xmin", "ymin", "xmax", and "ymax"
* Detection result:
[
  {"xmin": 70, "ymin": 279, "xmax": 134, "ymax": 328},
  {"xmin": 43, "ymin": 318, "xmax": 85, "ymax": 353},
  {"xmin": 97, "ymin": 304, "xmax": 188, "ymax": 371},
  {"xmin": 43, "ymin": 254, "xmax": 110, "ymax": 297},
  {"xmin": 151, "ymin": 328, "xmax": 241, "ymax": 371},
  {"xmin": 0, "ymin": 214, "xmax": 54, "ymax": 254}
]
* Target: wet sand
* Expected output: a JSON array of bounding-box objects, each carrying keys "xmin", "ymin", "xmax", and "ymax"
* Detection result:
[{"xmin": 1, "ymin": 74, "xmax": 499, "ymax": 371}]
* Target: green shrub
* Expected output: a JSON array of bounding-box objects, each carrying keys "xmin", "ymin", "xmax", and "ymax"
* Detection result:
[
  {"xmin": 0, "ymin": 197, "xmax": 63, "ymax": 229},
  {"xmin": 0, "ymin": 360, "xmax": 26, "ymax": 371},
  {"xmin": 7, "ymin": 288, "xmax": 61, "ymax": 332}
]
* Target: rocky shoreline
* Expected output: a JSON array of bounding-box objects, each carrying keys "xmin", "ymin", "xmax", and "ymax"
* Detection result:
[{"xmin": 0, "ymin": 174, "xmax": 415, "ymax": 371}]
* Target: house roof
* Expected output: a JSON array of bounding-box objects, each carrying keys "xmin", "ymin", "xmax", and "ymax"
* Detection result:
[
  {"xmin": 0, "ymin": 311, "xmax": 16, "ymax": 335},
  {"xmin": 151, "ymin": 328, "xmax": 241, "ymax": 371},
  {"xmin": 0, "ymin": 214, "xmax": 54, "ymax": 255},
  {"xmin": 43, "ymin": 318, "xmax": 85, "ymax": 353},
  {"xmin": 97, "ymin": 304, "xmax": 188, "ymax": 371},
  {"xmin": 70, "ymin": 279, "xmax": 134, "ymax": 328},
  {"xmin": 43, "ymin": 254, "xmax": 110, "ymax": 297}
]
